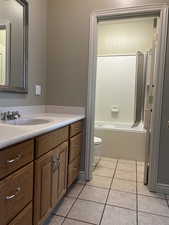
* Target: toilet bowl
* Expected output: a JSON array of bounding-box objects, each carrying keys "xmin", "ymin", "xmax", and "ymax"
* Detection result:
[{"xmin": 93, "ymin": 136, "xmax": 102, "ymax": 169}]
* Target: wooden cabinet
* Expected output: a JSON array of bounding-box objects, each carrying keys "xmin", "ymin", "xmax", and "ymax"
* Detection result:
[
  {"xmin": 34, "ymin": 141, "xmax": 68, "ymax": 225},
  {"xmin": 8, "ymin": 203, "xmax": 33, "ymax": 225},
  {"xmin": 0, "ymin": 163, "xmax": 33, "ymax": 225},
  {"xmin": 0, "ymin": 119, "xmax": 84, "ymax": 225}
]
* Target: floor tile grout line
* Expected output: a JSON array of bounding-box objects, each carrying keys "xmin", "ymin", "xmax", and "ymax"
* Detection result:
[
  {"xmin": 108, "ymin": 188, "xmax": 136, "ymax": 195},
  {"xmin": 90, "ymin": 174, "xmax": 114, "ymax": 179},
  {"xmin": 138, "ymin": 209, "xmax": 169, "ymax": 218},
  {"xmin": 60, "ymin": 182, "xmax": 87, "ymax": 225},
  {"xmin": 137, "ymin": 193, "xmax": 166, "ymax": 200},
  {"xmin": 86, "ymin": 183, "xmax": 110, "ymax": 190},
  {"xmin": 136, "ymin": 160, "xmax": 139, "ymax": 225},
  {"xmin": 78, "ymin": 197, "xmax": 106, "ymax": 205},
  {"xmin": 105, "ymin": 203, "xmax": 138, "ymax": 212},
  {"xmin": 112, "ymin": 177, "xmax": 136, "ymax": 183},
  {"xmin": 63, "ymin": 217, "xmax": 97, "ymax": 225},
  {"xmin": 92, "ymin": 174, "xmax": 114, "ymax": 179},
  {"xmin": 98, "ymin": 159, "xmax": 119, "ymax": 225}
]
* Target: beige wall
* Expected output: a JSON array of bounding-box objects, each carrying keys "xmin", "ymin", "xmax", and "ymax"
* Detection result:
[
  {"xmin": 98, "ymin": 18, "xmax": 154, "ymax": 55},
  {"xmin": 46, "ymin": 0, "xmax": 168, "ymax": 107},
  {"xmin": 0, "ymin": 0, "xmax": 47, "ymax": 106}
]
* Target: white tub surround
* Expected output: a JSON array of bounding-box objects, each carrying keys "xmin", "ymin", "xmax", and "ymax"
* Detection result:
[
  {"xmin": 0, "ymin": 107, "xmax": 85, "ymax": 149},
  {"xmin": 95, "ymin": 56, "xmax": 136, "ymax": 124},
  {"xmin": 95, "ymin": 121, "xmax": 146, "ymax": 161},
  {"xmin": 95, "ymin": 121, "xmax": 145, "ymax": 133}
]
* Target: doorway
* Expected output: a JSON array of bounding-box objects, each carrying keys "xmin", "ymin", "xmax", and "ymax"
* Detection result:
[{"xmin": 85, "ymin": 5, "xmax": 168, "ymax": 193}]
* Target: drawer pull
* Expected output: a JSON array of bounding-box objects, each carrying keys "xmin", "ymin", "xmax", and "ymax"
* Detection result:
[
  {"xmin": 6, "ymin": 154, "xmax": 22, "ymax": 164},
  {"xmin": 5, "ymin": 187, "xmax": 21, "ymax": 200}
]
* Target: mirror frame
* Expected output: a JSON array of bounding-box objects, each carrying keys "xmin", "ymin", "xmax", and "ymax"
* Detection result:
[{"xmin": 0, "ymin": 0, "xmax": 28, "ymax": 93}]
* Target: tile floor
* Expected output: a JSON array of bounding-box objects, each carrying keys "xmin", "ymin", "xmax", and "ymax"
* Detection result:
[{"xmin": 46, "ymin": 157, "xmax": 169, "ymax": 225}]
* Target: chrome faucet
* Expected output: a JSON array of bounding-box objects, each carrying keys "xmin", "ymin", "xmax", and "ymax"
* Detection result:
[{"xmin": 1, "ymin": 111, "xmax": 21, "ymax": 121}]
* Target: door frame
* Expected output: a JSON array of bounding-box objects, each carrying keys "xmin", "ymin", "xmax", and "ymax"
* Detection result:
[{"xmin": 85, "ymin": 4, "xmax": 169, "ymax": 192}]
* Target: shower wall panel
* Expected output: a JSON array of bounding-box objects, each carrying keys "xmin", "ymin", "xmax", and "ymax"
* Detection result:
[{"xmin": 95, "ymin": 55, "xmax": 136, "ymax": 124}]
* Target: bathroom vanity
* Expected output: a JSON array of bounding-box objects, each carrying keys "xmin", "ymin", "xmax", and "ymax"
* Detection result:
[{"xmin": 0, "ymin": 116, "xmax": 84, "ymax": 225}]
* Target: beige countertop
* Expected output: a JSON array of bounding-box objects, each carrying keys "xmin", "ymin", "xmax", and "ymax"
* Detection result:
[{"xmin": 0, "ymin": 113, "xmax": 85, "ymax": 149}]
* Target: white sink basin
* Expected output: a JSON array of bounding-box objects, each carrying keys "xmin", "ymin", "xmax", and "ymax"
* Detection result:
[{"xmin": 6, "ymin": 118, "xmax": 51, "ymax": 126}]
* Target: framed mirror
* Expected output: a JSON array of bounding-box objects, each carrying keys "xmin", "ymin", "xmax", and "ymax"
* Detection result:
[{"xmin": 0, "ymin": 0, "xmax": 28, "ymax": 93}]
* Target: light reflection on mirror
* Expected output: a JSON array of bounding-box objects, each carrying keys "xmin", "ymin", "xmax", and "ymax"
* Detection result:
[
  {"xmin": 0, "ymin": 26, "xmax": 6, "ymax": 85},
  {"xmin": 0, "ymin": 23, "xmax": 10, "ymax": 86}
]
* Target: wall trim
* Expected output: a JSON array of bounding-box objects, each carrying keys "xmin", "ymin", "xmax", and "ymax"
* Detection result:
[
  {"xmin": 156, "ymin": 183, "xmax": 169, "ymax": 195},
  {"xmin": 78, "ymin": 170, "xmax": 86, "ymax": 183}
]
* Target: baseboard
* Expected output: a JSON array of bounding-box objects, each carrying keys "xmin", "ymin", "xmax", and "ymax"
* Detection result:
[
  {"xmin": 78, "ymin": 170, "xmax": 86, "ymax": 183},
  {"xmin": 156, "ymin": 183, "xmax": 169, "ymax": 194}
]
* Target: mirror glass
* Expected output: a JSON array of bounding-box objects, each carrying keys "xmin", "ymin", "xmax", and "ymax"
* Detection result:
[
  {"xmin": 0, "ymin": 0, "xmax": 28, "ymax": 93},
  {"xmin": 0, "ymin": 25, "xmax": 8, "ymax": 86}
]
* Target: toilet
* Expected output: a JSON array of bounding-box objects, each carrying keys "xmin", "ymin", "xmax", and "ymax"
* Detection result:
[{"xmin": 93, "ymin": 136, "xmax": 102, "ymax": 169}]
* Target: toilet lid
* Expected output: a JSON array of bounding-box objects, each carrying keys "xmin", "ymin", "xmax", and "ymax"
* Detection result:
[{"xmin": 94, "ymin": 137, "xmax": 102, "ymax": 145}]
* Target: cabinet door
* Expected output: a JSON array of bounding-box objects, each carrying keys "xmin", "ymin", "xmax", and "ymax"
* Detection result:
[
  {"xmin": 34, "ymin": 151, "xmax": 53, "ymax": 225},
  {"xmin": 69, "ymin": 133, "xmax": 83, "ymax": 163},
  {"xmin": 8, "ymin": 202, "xmax": 32, "ymax": 225},
  {"xmin": 52, "ymin": 142, "xmax": 68, "ymax": 207},
  {"xmin": 68, "ymin": 156, "xmax": 81, "ymax": 187}
]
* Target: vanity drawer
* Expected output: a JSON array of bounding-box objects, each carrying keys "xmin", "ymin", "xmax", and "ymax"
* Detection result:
[
  {"xmin": 70, "ymin": 120, "xmax": 83, "ymax": 137},
  {"xmin": 8, "ymin": 202, "xmax": 32, "ymax": 225},
  {"xmin": 68, "ymin": 156, "xmax": 80, "ymax": 187},
  {"xmin": 69, "ymin": 133, "xmax": 82, "ymax": 163},
  {"xmin": 0, "ymin": 163, "xmax": 33, "ymax": 225},
  {"xmin": 36, "ymin": 126, "xmax": 69, "ymax": 158},
  {"xmin": 0, "ymin": 139, "xmax": 34, "ymax": 180}
]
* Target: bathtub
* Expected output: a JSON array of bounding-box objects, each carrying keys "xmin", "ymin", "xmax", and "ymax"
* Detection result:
[{"xmin": 94, "ymin": 121, "xmax": 146, "ymax": 161}]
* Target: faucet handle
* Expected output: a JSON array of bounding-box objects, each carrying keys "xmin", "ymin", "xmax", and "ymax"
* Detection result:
[
  {"xmin": 13, "ymin": 111, "xmax": 21, "ymax": 120},
  {"xmin": 7, "ymin": 111, "xmax": 13, "ymax": 120},
  {"xmin": 16, "ymin": 111, "xmax": 21, "ymax": 118},
  {"xmin": 1, "ymin": 112, "xmax": 7, "ymax": 121}
]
